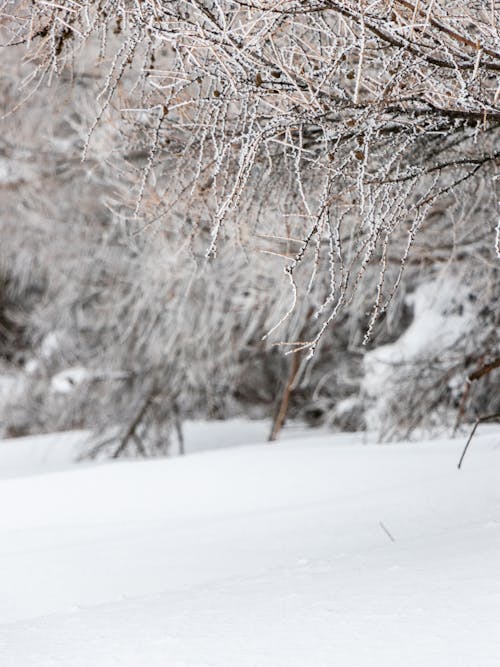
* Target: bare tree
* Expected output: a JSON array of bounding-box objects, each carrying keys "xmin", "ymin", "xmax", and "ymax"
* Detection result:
[{"xmin": 1, "ymin": 1, "xmax": 498, "ymax": 443}]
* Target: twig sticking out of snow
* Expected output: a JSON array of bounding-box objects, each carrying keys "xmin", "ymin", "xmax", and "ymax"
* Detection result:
[
  {"xmin": 457, "ymin": 413, "xmax": 500, "ymax": 469},
  {"xmin": 379, "ymin": 521, "xmax": 395, "ymax": 543}
]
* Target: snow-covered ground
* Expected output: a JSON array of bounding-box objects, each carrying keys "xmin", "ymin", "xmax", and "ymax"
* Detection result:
[
  {"xmin": 1, "ymin": 425, "xmax": 500, "ymax": 666},
  {"xmin": 0, "ymin": 430, "xmax": 89, "ymax": 479},
  {"xmin": 0, "ymin": 419, "xmax": 322, "ymax": 479}
]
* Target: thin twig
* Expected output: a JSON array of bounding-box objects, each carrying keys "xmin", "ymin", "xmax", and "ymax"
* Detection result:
[{"xmin": 457, "ymin": 413, "xmax": 500, "ymax": 469}]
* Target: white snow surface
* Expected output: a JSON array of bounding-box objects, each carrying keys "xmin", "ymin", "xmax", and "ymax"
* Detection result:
[
  {"xmin": 0, "ymin": 430, "xmax": 88, "ymax": 479},
  {"xmin": 50, "ymin": 366, "xmax": 91, "ymax": 394},
  {"xmin": 0, "ymin": 420, "xmax": 318, "ymax": 479},
  {"xmin": 1, "ymin": 426, "xmax": 500, "ymax": 666}
]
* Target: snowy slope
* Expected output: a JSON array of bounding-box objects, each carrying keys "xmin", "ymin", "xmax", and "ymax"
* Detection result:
[
  {"xmin": 0, "ymin": 430, "xmax": 88, "ymax": 479},
  {"xmin": 0, "ymin": 419, "xmax": 317, "ymax": 480},
  {"xmin": 1, "ymin": 428, "xmax": 500, "ymax": 666}
]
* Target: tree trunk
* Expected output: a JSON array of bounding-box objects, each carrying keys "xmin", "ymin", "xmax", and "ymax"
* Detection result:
[{"xmin": 268, "ymin": 352, "xmax": 301, "ymax": 442}]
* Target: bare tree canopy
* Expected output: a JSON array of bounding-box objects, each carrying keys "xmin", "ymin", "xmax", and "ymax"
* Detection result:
[
  {"xmin": 0, "ymin": 1, "xmax": 498, "ymax": 445},
  {"xmin": 3, "ymin": 1, "xmax": 498, "ymax": 347}
]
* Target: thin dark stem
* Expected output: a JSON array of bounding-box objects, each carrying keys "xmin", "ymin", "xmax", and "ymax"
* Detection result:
[{"xmin": 457, "ymin": 413, "xmax": 500, "ymax": 470}]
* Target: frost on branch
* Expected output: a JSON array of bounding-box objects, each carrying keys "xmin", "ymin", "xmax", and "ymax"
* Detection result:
[
  {"xmin": 0, "ymin": 1, "xmax": 498, "ymax": 442},
  {"xmin": 3, "ymin": 0, "xmax": 498, "ymax": 351}
]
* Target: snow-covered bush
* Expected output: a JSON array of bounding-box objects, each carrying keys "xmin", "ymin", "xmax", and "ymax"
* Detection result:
[{"xmin": 362, "ymin": 270, "xmax": 499, "ymax": 438}]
